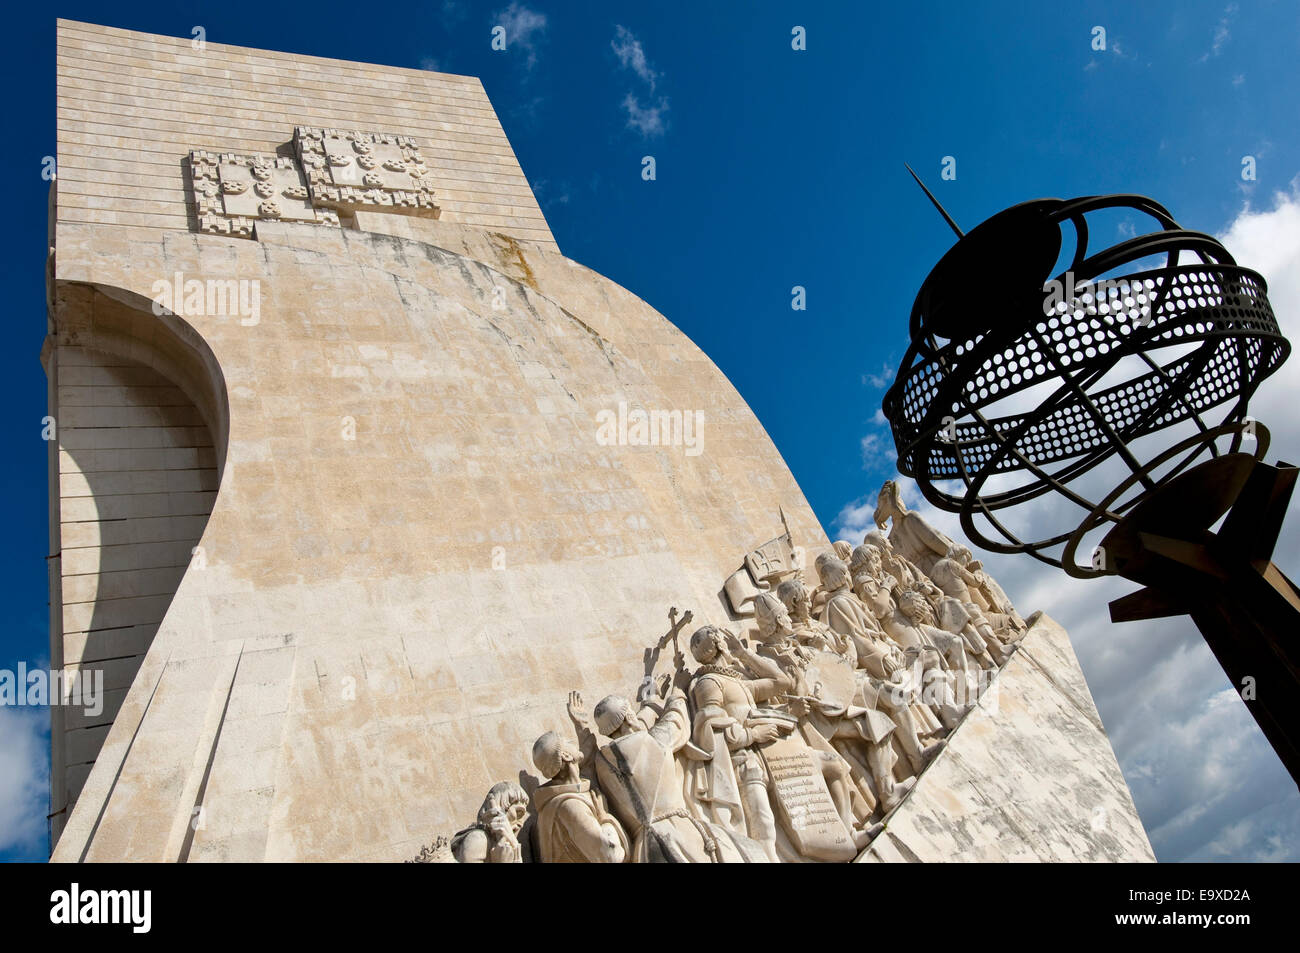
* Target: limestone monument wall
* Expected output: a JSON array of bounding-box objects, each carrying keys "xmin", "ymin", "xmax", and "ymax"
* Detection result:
[
  {"xmin": 54, "ymin": 20, "xmax": 555, "ymax": 244},
  {"xmin": 47, "ymin": 21, "xmax": 827, "ymax": 860},
  {"xmin": 45, "ymin": 20, "xmax": 1151, "ymax": 862}
]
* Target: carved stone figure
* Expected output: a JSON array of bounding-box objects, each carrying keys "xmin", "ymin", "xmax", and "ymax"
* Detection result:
[
  {"xmin": 774, "ymin": 577, "xmax": 838, "ymax": 654},
  {"xmin": 848, "ymin": 544, "xmax": 897, "ymax": 620},
  {"xmin": 862, "ymin": 529, "xmax": 925, "ymax": 592},
  {"xmin": 753, "ymin": 594, "xmax": 890, "ymax": 817},
  {"xmin": 796, "ymin": 561, "xmax": 941, "ymax": 778},
  {"xmin": 816, "ymin": 555, "xmax": 885, "ymax": 646},
  {"xmin": 873, "ymin": 479, "xmax": 957, "ymax": 578},
  {"xmin": 688, "ymin": 624, "xmax": 868, "ymax": 860},
  {"xmin": 406, "ymin": 834, "xmax": 454, "ymax": 863},
  {"xmin": 756, "ymin": 593, "xmax": 910, "ymax": 815},
  {"xmin": 529, "ymin": 722, "xmax": 629, "ymax": 863},
  {"xmin": 861, "ymin": 532, "xmax": 962, "ymax": 655},
  {"xmin": 687, "ymin": 625, "xmax": 794, "ymax": 862},
  {"xmin": 882, "ymin": 588, "xmax": 971, "ymax": 728},
  {"xmin": 752, "ymin": 592, "xmax": 816, "ymax": 671},
  {"xmin": 811, "ymin": 541, "xmax": 859, "ymax": 618},
  {"xmin": 449, "ymin": 781, "xmax": 529, "ymax": 863},
  {"xmin": 590, "ymin": 682, "xmax": 767, "ymax": 863},
  {"xmin": 933, "ymin": 594, "xmax": 1000, "ymax": 670},
  {"xmin": 432, "ymin": 516, "xmax": 1038, "ymax": 862},
  {"xmin": 961, "ymin": 549, "xmax": 1028, "ymax": 641},
  {"xmin": 928, "ymin": 551, "xmax": 1014, "ymax": 666}
]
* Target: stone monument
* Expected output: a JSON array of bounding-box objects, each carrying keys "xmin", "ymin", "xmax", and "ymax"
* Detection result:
[{"xmin": 44, "ymin": 21, "xmax": 1152, "ymax": 862}]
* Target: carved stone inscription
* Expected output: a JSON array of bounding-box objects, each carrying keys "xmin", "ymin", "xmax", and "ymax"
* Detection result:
[{"xmin": 763, "ymin": 736, "xmax": 857, "ymax": 862}]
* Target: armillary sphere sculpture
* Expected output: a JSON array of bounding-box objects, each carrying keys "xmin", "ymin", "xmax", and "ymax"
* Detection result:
[{"xmin": 883, "ymin": 168, "xmax": 1299, "ymax": 785}]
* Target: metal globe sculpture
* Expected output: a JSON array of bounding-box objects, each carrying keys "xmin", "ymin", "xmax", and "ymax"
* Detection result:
[
  {"xmin": 884, "ymin": 172, "xmax": 1300, "ymax": 786},
  {"xmin": 883, "ymin": 188, "xmax": 1289, "ymax": 576}
]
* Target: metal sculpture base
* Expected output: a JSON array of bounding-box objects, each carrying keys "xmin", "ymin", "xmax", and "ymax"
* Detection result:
[{"xmin": 1101, "ymin": 454, "xmax": 1300, "ymax": 788}]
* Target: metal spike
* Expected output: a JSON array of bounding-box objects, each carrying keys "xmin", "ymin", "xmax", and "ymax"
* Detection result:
[{"xmin": 905, "ymin": 163, "xmax": 964, "ymax": 239}]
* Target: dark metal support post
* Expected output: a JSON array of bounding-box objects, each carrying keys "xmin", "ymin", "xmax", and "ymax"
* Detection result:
[{"xmin": 1105, "ymin": 460, "xmax": 1300, "ymax": 786}]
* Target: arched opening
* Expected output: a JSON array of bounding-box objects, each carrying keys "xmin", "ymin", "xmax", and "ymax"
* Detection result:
[{"xmin": 44, "ymin": 282, "xmax": 228, "ymax": 845}]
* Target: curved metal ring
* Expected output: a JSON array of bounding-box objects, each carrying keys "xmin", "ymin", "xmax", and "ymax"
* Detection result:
[{"xmin": 1059, "ymin": 420, "xmax": 1271, "ymax": 578}]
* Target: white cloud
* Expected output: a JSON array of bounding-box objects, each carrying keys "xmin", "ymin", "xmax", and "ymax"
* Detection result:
[
  {"xmin": 1219, "ymin": 176, "xmax": 1300, "ymax": 283},
  {"xmin": 612, "ymin": 25, "xmax": 658, "ymax": 91},
  {"xmin": 621, "ymin": 93, "xmax": 669, "ymax": 138},
  {"xmin": 832, "ymin": 497, "xmax": 876, "ymax": 544},
  {"xmin": 0, "ymin": 706, "xmax": 49, "ymax": 857},
  {"xmin": 1200, "ymin": 3, "xmax": 1237, "ymax": 62},
  {"xmin": 494, "ymin": 2, "xmax": 548, "ymax": 70},
  {"xmin": 834, "ymin": 180, "xmax": 1300, "ymax": 861},
  {"xmin": 859, "ymin": 431, "xmax": 896, "ymax": 469},
  {"xmin": 862, "ymin": 361, "xmax": 893, "ymax": 389},
  {"xmin": 613, "ymin": 26, "xmax": 669, "ymax": 140}
]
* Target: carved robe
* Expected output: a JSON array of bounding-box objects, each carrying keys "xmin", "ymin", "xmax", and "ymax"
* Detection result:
[
  {"xmin": 790, "ymin": 615, "xmax": 838, "ymax": 654},
  {"xmin": 835, "ymin": 604, "xmax": 945, "ymax": 741},
  {"xmin": 852, "ymin": 570, "xmax": 896, "ymax": 621},
  {"xmin": 594, "ymin": 695, "xmax": 765, "ymax": 863},
  {"xmin": 689, "ymin": 664, "xmax": 853, "ymax": 862},
  {"xmin": 882, "ymin": 608, "xmax": 972, "ymax": 718},
  {"xmin": 532, "ymin": 778, "xmax": 629, "ymax": 863},
  {"xmin": 929, "ymin": 556, "xmax": 976, "ymax": 604},
  {"xmin": 887, "ymin": 511, "xmax": 956, "ymax": 578},
  {"xmin": 975, "ymin": 570, "xmax": 1027, "ymax": 636},
  {"xmin": 930, "ymin": 559, "xmax": 992, "ymax": 643},
  {"xmin": 820, "ymin": 588, "xmax": 881, "ymax": 653}
]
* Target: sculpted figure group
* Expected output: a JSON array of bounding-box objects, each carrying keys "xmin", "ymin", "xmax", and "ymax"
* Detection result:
[{"xmin": 434, "ymin": 482, "xmax": 1027, "ymax": 863}]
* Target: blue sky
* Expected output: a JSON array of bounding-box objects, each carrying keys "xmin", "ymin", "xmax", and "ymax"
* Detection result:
[{"xmin": 2, "ymin": 1, "xmax": 1298, "ymax": 861}]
